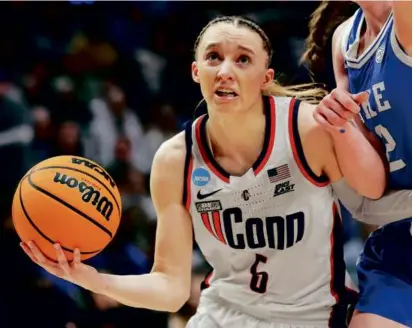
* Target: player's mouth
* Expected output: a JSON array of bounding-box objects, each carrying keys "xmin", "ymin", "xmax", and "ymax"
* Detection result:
[{"xmin": 214, "ymin": 88, "xmax": 239, "ymax": 101}]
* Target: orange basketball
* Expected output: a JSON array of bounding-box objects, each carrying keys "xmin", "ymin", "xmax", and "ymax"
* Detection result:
[{"xmin": 12, "ymin": 155, "xmax": 122, "ymax": 261}]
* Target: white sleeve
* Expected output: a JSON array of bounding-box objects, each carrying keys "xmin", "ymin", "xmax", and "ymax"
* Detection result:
[{"xmin": 332, "ymin": 179, "xmax": 412, "ymax": 225}]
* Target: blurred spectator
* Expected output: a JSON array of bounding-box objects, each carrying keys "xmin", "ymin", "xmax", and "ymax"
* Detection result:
[
  {"xmin": 53, "ymin": 120, "xmax": 85, "ymax": 157},
  {"xmin": 65, "ymin": 22, "xmax": 118, "ymax": 75},
  {"xmin": 107, "ymin": 137, "xmax": 156, "ymax": 221},
  {"xmin": 29, "ymin": 106, "xmax": 54, "ymax": 166},
  {"xmin": 20, "ymin": 63, "xmax": 53, "ymax": 108},
  {"xmin": 139, "ymin": 99, "xmax": 179, "ymax": 173},
  {"xmin": 49, "ymin": 76, "xmax": 93, "ymax": 128},
  {"xmin": 88, "ymin": 83, "xmax": 147, "ymax": 171},
  {"xmin": 0, "ymin": 87, "xmax": 36, "ymax": 328},
  {"xmin": 0, "ymin": 91, "xmax": 33, "ymax": 219}
]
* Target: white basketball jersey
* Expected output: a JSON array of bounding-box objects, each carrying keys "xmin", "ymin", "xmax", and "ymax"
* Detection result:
[{"xmin": 182, "ymin": 96, "xmax": 357, "ymax": 326}]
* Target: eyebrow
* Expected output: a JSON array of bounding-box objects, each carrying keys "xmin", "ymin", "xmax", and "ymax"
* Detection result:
[{"xmin": 204, "ymin": 42, "xmax": 256, "ymax": 56}]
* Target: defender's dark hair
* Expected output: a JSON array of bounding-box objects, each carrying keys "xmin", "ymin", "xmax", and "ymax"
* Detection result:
[{"xmin": 301, "ymin": 1, "xmax": 358, "ymax": 75}]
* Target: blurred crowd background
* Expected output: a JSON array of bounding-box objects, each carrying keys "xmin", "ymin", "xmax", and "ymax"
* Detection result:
[{"xmin": 0, "ymin": 1, "xmax": 369, "ymax": 328}]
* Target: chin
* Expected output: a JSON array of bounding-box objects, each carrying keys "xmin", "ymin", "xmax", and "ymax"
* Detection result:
[{"xmin": 213, "ymin": 101, "xmax": 242, "ymax": 114}]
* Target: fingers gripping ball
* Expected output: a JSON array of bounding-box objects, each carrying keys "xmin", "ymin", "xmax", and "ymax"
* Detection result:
[{"xmin": 12, "ymin": 156, "xmax": 122, "ymax": 262}]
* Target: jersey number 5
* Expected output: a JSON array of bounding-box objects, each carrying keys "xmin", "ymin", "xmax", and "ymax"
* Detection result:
[
  {"xmin": 374, "ymin": 124, "xmax": 406, "ymax": 172},
  {"xmin": 250, "ymin": 254, "xmax": 268, "ymax": 294}
]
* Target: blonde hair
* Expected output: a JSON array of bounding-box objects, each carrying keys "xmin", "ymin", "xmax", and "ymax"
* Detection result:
[
  {"xmin": 263, "ymin": 82, "xmax": 327, "ymax": 104},
  {"xmin": 194, "ymin": 15, "xmax": 328, "ymax": 104}
]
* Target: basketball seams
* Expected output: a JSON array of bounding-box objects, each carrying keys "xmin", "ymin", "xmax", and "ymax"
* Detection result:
[
  {"xmin": 17, "ymin": 179, "xmax": 103, "ymax": 255},
  {"xmin": 27, "ymin": 173, "xmax": 114, "ymax": 238},
  {"xmin": 33, "ymin": 165, "xmax": 121, "ymax": 217}
]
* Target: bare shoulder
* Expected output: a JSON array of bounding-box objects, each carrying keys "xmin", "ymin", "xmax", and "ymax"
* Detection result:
[
  {"xmin": 152, "ymin": 131, "xmax": 186, "ymax": 171},
  {"xmin": 392, "ymin": 1, "xmax": 412, "ymax": 55},
  {"xmin": 297, "ymin": 102, "xmax": 339, "ymax": 179},
  {"xmin": 151, "ymin": 131, "xmax": 188, "ymax": 206},
  {"xmin": 333, "ymin": 17, "xmax": 353, "ymax": 44},
  {"xmin": 332, "ymin": 16, "xmax": 356, "ymax": 52},
  {"xmin": 332, "ymin": 18, "xmax": 353, "ymax": 89},
  {"xmin": 298, "ymin": 102, "xmax": 332, "ymax": 146}
]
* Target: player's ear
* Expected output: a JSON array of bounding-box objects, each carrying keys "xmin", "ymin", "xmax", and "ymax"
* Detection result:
[
  {"xmin": 261, "ymin": 68, "xmax": 274, "ymax": 89},
  {"xmin": 192, "ymin": 62, "xmax": 200, "ymax": 84}
]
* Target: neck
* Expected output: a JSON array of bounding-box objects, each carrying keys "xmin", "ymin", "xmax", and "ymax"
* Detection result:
[
  {"xmin": 206, "ymin": 96, "xmax": 266, "ymax": 164},
  {"xmin": 358, "ymin": 2, "xmax": 392, "ymax": 35}
]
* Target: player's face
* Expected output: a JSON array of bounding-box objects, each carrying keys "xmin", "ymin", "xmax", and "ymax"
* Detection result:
[{"xmin": 192, "ymin": 23, "xmax": 274, "ymax": 113}]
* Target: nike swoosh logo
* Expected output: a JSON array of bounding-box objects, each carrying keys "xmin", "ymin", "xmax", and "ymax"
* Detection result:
[{"xmin": 197, "ymin": 188, "xmax": 222, "ymax": 200}]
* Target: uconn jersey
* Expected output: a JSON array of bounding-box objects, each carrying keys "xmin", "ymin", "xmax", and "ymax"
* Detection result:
[
  {"xmin": 342, "ymin": 9, "xmax": 412, "ymax": 190},
  {"xmin": 183, "ymin": 96, "xmax": 356, "ymax": 326}
]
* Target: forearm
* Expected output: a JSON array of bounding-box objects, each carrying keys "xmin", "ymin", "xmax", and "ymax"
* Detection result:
[
  {"xmin": 330, "ymin": 123, "xmax": 386, "ymax": 199},
  {"xmin": 99, "ymin": 271, "xmax": 189, "ymax": 312},
  {"xmin": 333, "ymin": 179, "xmax": 412, "ymax": 225}
]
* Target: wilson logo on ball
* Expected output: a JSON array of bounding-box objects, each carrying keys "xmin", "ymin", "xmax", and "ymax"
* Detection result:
[
  {"xmin": 71, "ymin": 158, "xmax": 116, "ymax": 188},
  {"xmin": 53, "ymin": 172, "xmax": 114, "ymax": 221}
]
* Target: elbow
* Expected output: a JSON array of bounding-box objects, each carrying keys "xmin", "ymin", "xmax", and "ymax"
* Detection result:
[
  {"xmin": 354, "ymin": 177, "xmax": 386, "ymax": 200},
  {"xmin": 364, "ymin": 179, "xmax": 386, "ymax": 200},
  {"xmin": 367, "ymin": 189, "xmax": 385, "ymax": 200},
  {"xmin": 165, "ymin": 287, "xmax": 190, "ymax": 313},
  {"xmin": 357, "ymin": 187, "xmax": 384, "ymax": 200}
]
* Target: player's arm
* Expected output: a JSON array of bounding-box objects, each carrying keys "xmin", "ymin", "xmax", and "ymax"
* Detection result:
[
  {"xmin": 298, "ymin": 101, "xmax": 384, "ymax": 199},
  {"xmin": 99, "ymin": 133, "xmax": 193, "ymax": 312},
  {"xmin": 301, "ymin": 97, "xmax": 386, "ymax": 198},
  {"xmin": 332, "ymin": 180, "xmax": 412, "ymax": 224},
  {"xmin": 21, "ymin": 132, "xmax": 193, "ymax": 311},
  {"xmin": 392, "ymin": 1, "xmax": 412, "ymax": 56},
  {"xmin": 326, "ymin": 20, "xmax": 412, "ymax": 224},
  {"xmin": 314, "ymin": 21, "xmax": 387, "ymax": 199},
  {"xmin": 332, "ymin": 19, "xmax": 389, "ymax": 163}
]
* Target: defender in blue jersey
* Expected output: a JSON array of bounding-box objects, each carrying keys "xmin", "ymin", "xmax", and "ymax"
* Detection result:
[{"xmin": 312, "ymin": 1, "xmax": 412, "ymax": 327}]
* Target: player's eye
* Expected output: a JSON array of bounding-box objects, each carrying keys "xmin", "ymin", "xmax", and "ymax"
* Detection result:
[
  {"xmin": 238, "ymin": 55, "xmax": 251, "ymax": 65},
  {"xmin": 206, "ymin": 52, "xmax": 220, "ymax": 61}
]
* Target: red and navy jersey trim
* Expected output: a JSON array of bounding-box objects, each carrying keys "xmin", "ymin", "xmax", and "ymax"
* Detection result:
[
  {"xmin": 253, "ymin": 96, "xmax": 276, "ymax": 175},
  {"xmin": 328, "ymin": 203, "xmax": 358, "ymax": 328},
  {"xmin": 288, "ymin": 98, "xmax": 329, "ymax": 187},
  {"xmin": 182, "ymin": 121, "xmax": 194, "ymax": 210},
  {"xmin": 195, "ymin": 96, "xmax": 276, "ymax": 183}
]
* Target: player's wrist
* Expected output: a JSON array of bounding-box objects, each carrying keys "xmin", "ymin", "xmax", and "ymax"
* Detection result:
[
  {"xmin": 328, "ymin": 121, "xmax": 357, "ymax": 138},
  {"xmin": 93, "ymin": 272, "xmax": 111, "ymax": 295}
]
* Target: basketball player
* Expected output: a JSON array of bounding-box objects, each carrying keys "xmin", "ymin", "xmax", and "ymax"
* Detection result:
[
  {"xmin": 21, "ymin": 16, "xmax": 388, "ymax": 327},
  {"xmin": 307, "ymin": 1, "xmax": 412, "ymax": 327}
]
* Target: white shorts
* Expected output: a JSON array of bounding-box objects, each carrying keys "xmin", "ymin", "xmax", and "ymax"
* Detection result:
[{"xmin": 186, "ymin": 299, "xmax": 330, "ymax": 328}]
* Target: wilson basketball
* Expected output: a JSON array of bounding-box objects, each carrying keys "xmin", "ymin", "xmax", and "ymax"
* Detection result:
[{"xmin": 12, "ymin": 155, "xmax": 122, "ymax": 261}]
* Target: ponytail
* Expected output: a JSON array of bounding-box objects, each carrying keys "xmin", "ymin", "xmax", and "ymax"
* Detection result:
[{"xmin": 263, "ymin": 81, "xmax": 327, "ymax": 104}]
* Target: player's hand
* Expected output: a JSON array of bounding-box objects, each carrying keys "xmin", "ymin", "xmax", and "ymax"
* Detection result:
[
  {"xmin": 21, "ymin": 241, "xmax": 105, "ymax": 293},
  {"xmin": 313, "ymin": 89, "xmax": 369, "ymax": 133}
]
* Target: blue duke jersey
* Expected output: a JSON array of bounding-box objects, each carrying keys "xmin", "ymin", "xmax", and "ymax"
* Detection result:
[
  {"xmin": 342, "ymin": 9, "xmax": 412, "ymax": 190},
  {"xmin": 182, "ymin": 96, "xmax": 357, "ymax": 326},
  {"xmin": 341, "ymin": 10, "xmax": 412, "ymax": 327}
]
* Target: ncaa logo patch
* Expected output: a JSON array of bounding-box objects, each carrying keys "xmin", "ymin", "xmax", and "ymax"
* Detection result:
[
  {"xmin": 192, "ymin": 168, "xmax": 211, "ymax": 186},
  {"xmin": 376, "ymin": 44, "xmax": 385, "ymax": 63}
]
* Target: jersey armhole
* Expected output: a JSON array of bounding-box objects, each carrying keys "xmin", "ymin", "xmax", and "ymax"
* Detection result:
[
  {"xmin": 288, "ymin": 98, "xmax": 330, "ymax": 187},
  {"xmin": 340, "ymin": 13, "xmax": 358, "ymax": 59},
  {"xmin": 182, "ymin": 121, "xmax": 194, "ymax": 210}
]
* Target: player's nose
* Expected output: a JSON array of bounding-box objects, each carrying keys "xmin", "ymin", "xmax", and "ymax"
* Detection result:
[{"xmin": 217, "ymin": 59, "xmax": 235, "ymax": 81}]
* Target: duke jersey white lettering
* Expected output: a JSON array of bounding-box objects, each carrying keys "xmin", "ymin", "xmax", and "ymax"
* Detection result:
[{"xmin": 182, "ymin": 96, "xmax": 357, "ymax": 327}]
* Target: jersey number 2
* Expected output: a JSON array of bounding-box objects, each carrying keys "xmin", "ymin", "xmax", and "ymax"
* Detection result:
[
  {"xmin": 375, "ymin": 124, "xmax": 406, "ymax": 172},
  {"xmin": 249, "ymin": 254, "xmax": 268, "ymax": 294}
]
